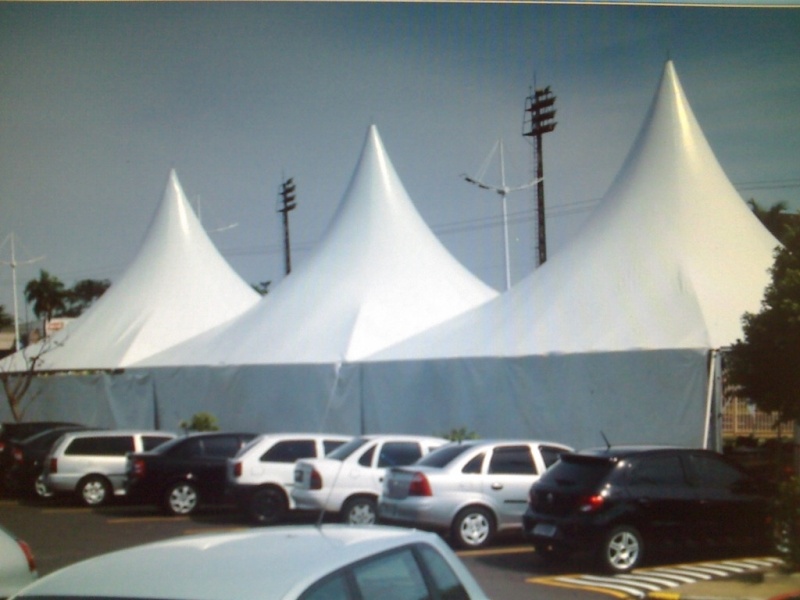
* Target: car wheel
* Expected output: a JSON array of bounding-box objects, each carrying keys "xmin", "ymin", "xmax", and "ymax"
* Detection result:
[
  {"xmin": 342, "ymin": 496, "xmax": 377, "ymax": 525},
  {"xmin": 164, "ymin": 482, "xmax": 199, "ymax": 516},
  {"xmin": 451, "ymin": 506, "xmax": 495, "ymax": 549},
  {"xmin": 79, "ymin": 475, "xmax": 111, "ymax": 507},
  {"xmin": 34, "ymin": 474, "xmax": 54, "ymax": 499},
  {"xmin": 248, "ymin": 486, "xmax": 287, "ymax": 525},
  {"xmin": 600, "ymin": 525, "xmax": 644, "ymax": 573}
]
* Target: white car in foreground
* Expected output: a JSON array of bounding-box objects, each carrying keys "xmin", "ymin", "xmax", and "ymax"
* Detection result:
[
  {"xmin": 292, "ymin": 434, "xmax": 447, "ymax": 524},
  {"xmin": 0, "ymin": 525, "xmax": 36, "ymax": 598},
  {"xmin": 11, "ymin": 525, "xmax": 489, "ymax": 600}
]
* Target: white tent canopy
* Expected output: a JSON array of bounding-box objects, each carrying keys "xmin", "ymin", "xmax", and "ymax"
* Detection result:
[
  {"xmin": 370, "ymin": 61, "xmax": 778, "ymax": 361},
  {"xmin": 1, "ymin": 170, "xmax": 260, "ymax": 371},
  {"xmin": 137, "ymin": 125, "xmax": 498, "ymax": 367}
]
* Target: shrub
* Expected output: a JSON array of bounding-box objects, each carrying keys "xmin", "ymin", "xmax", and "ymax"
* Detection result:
[{"xmin": 773, "ymin": 474, "xmax": 800, "ymax": 572}]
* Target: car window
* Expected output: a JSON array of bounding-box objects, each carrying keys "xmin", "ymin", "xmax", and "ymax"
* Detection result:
[
  {"xmin": 462, "ymin": 453, "xmax": 484, "ymax": 474},
  {"xmin": 142, "ymin": 436, "xmax": 172, "ymax": 451},
  {"xmin": 324, "ymin": 439, "xmax": 348, "ymax": 455},
  {"xmin": 488, "ymin": 445, "xmax": 537, "ymax": 475},
  {"xmin": 628, "ymin": 454, "xmax": 687, "ymax": 487},
  {"xmin": 301, "ymin": 571, "xmax": 352, "ymax": 600},
  {"xmin": 352, "ymin": 547, "xmax": 429, "ymax": 600},
  {"xmin": 686, "ymin": 453, "xmax": 747, "ymax": 489},
  {"xmin": 540, "ymin": 445, "xmax": 567, "ymax": 469},
  {"xmin": 203, "ymin": 436, "xmax": 243, "ymax": 458},
  {"xmin": 65, "ymin": 436, "xmax": 134, "ymax": 456},
  {"xmin": 261, "ymin": 439, "xmax": 316, "ymax": 463},
  {"xmin": 417, "ymin": 544, "xmax": 470, "ymax": 600},
  {"xmin": 539, "ymin": 455, "xmax": 614, "ymax": 490},
  {"xmin": 358, "ymin": 444, "xmax": 377, "ymax": 467},
  {"xmin": 418, "ymin": 443, "xmax": 474, "ymax": 468},
  {"xmin": 378, "ymin": 442, "xmax": 423, "ymax": 468},
  {"xmin": 170, "ymin": 438, "xmax": 203, "ymax": 459},
  {"xmin": 328, "ymin": 438, "xmax": 370, "ymax": 461}
]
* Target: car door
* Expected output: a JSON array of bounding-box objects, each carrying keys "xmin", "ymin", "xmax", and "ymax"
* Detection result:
[
  {"xmin": 483, "ymin": 444, "xmax": 539, "ymax": 528},
  {"xmin": 624, "ymin": 453, "xmax": 696, "ymax": 543},
  {"xmin": 190, "ymin": 435, "xmax": 243, "ymax": 501},
  {"xmin": 683, "ymin": 451, "xmax": 768, "ymax": 547}
]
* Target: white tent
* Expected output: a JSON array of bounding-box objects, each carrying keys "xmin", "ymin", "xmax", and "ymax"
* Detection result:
[
  {"xmin": 137, "ymin": 125, "xmax": 498, "ymax": 367},
  {"xmin": 1, "ymin": 170, "xmax": 260, "ymax": 372},
  {"xmin": 371, "ymin": 61, "xmax": 777, "ymax": 360}
]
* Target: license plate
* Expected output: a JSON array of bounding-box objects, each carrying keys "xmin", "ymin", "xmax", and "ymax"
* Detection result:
[{"xmin": 533, "ymin": 523, "xmax": 557, "ymax": 537}]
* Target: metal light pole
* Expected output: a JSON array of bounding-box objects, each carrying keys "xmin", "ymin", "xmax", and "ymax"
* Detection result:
[
  {"xmin": 0, "ymin": 233, "xmax": 44, "ymax": 352},
  {"xmin": 463, "ymin": 140, "xmax": 541, "ymax": 290}
]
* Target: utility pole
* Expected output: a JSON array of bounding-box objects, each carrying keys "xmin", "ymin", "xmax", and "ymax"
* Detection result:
[
  {"xmin": 523, "ymin": 85, "xmax": 557, "ymax": 267},
  {"xmin": 277, "ymin": 177, "xmax": 296, "ymax": 275}
]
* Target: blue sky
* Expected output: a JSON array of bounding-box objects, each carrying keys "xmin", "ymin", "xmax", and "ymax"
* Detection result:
[{"xmin": 1, "ymin": 2, "xmax": 798, "ymax": 315}]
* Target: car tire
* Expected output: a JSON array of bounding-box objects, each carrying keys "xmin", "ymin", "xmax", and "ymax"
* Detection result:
[
  {"xmin": 34, "ymin": 474, "xmax": 54, "ymax": 499},
  {"xmin": 599, "ymin": 525, "xmax": 644, "ymax": 573},
  {"xmin": 341, "ymin": 496, "xmax": 377, "ymax": 525},
  {"xmin": 248, "ymin": 486, "xmax": 287, "ymax": 525},
  {"xmin": 164, "ymin": 481, "xmax": 200, "ymax": 516},
  {"xmin": 451, "ymin": 506, "xmax": 495, "ymax": 549},
  {"xmin": 79, "ymin": 475, "xmax": 111, "ymax": 507}
]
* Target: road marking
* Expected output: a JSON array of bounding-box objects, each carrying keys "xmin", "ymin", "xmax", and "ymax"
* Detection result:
[
  {"xmin": 456, "ymin": 545, "xmax": 532, "ymax": 558},
  {"xmin": 527, "ymin": 557, "xmax": 783, "ymax": 598},
  {"xmin": 106, "ymin": 516, "xmax": 190, "ymax": 524}
]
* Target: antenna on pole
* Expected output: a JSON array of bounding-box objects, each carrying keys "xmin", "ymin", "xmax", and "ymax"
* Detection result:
[
  {"xmin": 462, "ymin": 139, "xmax": 541, "ymax": 290},
  {"xmin": 277, "ymin": 176, "xmax": 297, "ymax": 276},
  {"xmin": 0, "ymin": 233, "xmax": 44, "ymax": 352},
  {"xmin": 523, "ymin": 84, "xmax": 557, "ymax": 267}
]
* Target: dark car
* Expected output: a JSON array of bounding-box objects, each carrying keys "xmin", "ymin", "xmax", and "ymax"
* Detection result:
[
  {"xmin": 522, "ymin": 446, "xmax": 771, "ymax": 573},
  {"xmin": 4, "ymin": 425, "xmax": 95, "ymax": 498},
  {"xmin": 0, "ymin": 421, "xmax": 80, "ymax": 493},
  {"xmin": 125, "ymin": 431, "xmax": 257, "ymax": 516}
]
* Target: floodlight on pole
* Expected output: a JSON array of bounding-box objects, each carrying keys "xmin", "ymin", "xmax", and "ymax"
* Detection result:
[
  {"xmin": 0, "ymin": 233, "xmax": 44, "ymax": 352},
  {"xmin": 462, "ymin": 139, "xmax": 541, "ymax": 290}
]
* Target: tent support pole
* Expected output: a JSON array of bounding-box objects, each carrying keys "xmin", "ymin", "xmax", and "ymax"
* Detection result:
[{"xmin": 703, "ymin": 349, "xmax": 724, "ymax": 451}]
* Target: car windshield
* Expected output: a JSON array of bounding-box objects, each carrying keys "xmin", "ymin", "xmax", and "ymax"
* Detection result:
[
  {"xmin": 326, "ymin": 437, "xmax": 370, "ymax": 461},
  {"xmin": 538, "ymin": 454, "xmax": 614, "ymax": 489},
  {"xmin": 416, "ymin": 443, "xmax": 474, "ymax": 468}
]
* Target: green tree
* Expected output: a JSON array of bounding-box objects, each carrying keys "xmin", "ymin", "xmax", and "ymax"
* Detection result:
[
  {"xmin": 727, "ymin": 222, "xmax": 800, "ymax": 426},
  {"xmin": 63, "ymin": 278, "xmax": 111, "ymax": 317},
  {"xmin": 748, "ymin": 198, "xmax": 794, "ymax": 243},
  {"xmin": 0, "ymin": 304, "xmax": 12, "ymax": 330},
  {"xmin": 24, "ymin": 270, "xmax": 66, "ymax": 332}
]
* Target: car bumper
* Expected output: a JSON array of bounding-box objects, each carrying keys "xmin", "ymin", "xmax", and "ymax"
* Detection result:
[
  {"xmin": 378, "ymin": 497, "xmax": 451, "ymax": 532},
  {"xmin": 522, "ymin": 508, "xmax": 607, "ymax": 552}
]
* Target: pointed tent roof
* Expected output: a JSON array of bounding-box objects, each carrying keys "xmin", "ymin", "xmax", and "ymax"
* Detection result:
[
  {"xmin": 3, "ymin": 170, "xmax": 260, "ymax": 371},
  {"xmin": 138, "ymin": 125, "xmax": 498, "ymax": 366},
  {"xmin": 372, "ymin": 61, "xmax": 778, "ymax": 360}
]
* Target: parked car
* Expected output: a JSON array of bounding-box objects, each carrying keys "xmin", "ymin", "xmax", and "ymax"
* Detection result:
[
  {"xmin": 3, "ymin": 426, "xmax": 95, "ymax": 498},
  {"xmin": 43, "ymin": 430, "xmax": 176, "ymax": 506},
  {"xmin": 379, "ymin": 439, "xmax": 572, "ymax": 549},
  {"xmin": 293, "ymin": 434, "xmax": 447, "ymax": 525},
  {"xmin": 522, "ymin": 446, "xmax": 772, "ymax": 573},
  {"xmin": 125, "ymin": 431, "xmax": 256, "ymax": 515},
  {"xmin": 0, "ymin": 422, "xmax": 80, "ymax": 493},
  {"xmin": 227, "ymin": 433, "xmax": 351, "ymax": 524},
  {"xmin": 10, "ymin": 525, "xmax": 489, "ymax": 600},
  {"xmin": 0, "ymin": 524, "xmax": 36, "ymax": 599}
]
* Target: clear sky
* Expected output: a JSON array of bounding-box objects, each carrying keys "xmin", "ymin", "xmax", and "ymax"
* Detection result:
[{"xmin": 1, "ymin": 2, "xmax": 798, "ymax": 315}]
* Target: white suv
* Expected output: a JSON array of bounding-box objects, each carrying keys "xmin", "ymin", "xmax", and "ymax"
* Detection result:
[
  {"xmin": 44, "ymin": 430, "xmax": 175, "ymax": 506},
  {"xmin": 227, "ymin": 433, "xmax": 351, "ymax": 524},
  {"xmin": 292, "ymin": 434, "xmax": 447, "ymax": 524}
]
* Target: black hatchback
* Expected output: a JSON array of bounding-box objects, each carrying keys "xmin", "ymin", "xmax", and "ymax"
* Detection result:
[{"xmin": 522, "ymin": 446, "xmax": 771, "ymax": 573}]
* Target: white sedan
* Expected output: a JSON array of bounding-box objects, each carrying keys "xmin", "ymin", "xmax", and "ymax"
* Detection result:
[
  {"xmin": 0, "ymin": 525, "xmax": 37, "ymax": 599},
  {"xmin": 11, "ymin": 525, "xmax": 489, "ymax": 600}
]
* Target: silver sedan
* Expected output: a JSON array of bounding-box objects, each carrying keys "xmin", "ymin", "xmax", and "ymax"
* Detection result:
[{"xmin": 379, "ymin": 439, "xmax": 572, "ymax": 549}]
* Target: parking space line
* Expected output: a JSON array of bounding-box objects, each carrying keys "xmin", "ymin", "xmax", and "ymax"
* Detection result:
[
  {"xmin": 106, "ymin": 516, "xmax": 190, "ymax": 524},
  {"xmin": 527, "ymin": 575, "xmax": 630, "ymax": 598},
  {"xmin": 456, "ymin": 545, "xmax": 532, "ymax": 558}
]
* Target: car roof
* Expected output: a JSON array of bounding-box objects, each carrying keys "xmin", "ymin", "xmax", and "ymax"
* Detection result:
[
  {"xmin": 355, "ymin": 434, "xmax": 448, "ymax": 442},
  {"xmin": 570, "ymin": 445, "xmax": 695, "ymax": 460},
  {"xmin": 14, "ymin": 526, "xmax": 458, "ymax": 600},
  {"xmin": 57, "ymin": 429, "xmax": 175, "ymax": 439}
]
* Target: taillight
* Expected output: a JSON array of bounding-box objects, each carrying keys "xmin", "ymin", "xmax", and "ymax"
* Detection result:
[
  {"xmin": 132, "ymin": 458, "xmax": 146, "ymax": 478},
  {"xmin": 12, "ymin": 447, "xmax": 23, "ymax": 462},
  {"xmin": 17, "ymin": 539, "xmax": 36, "ymax": 573},
  {"xmin": 578, "ymin": 494, "xmax": 605, "ymax": 512},
  {"xmin": 0, "ymin": 441, "xmax": 5, "ymax": 452},
  {"xmin": 310, "ymin": 468, "xmax": 322, "ymax": 490},
  {"xmin": 408, "ymin": 472, "xmax": 432, "ymax": 497},
  {"xmin": 49, "ymin": 457, "xmax": 58, "ymax": 474},
  {"xmin": 233, "ymin": 462, "xmax": 242, "ymax": 478}
]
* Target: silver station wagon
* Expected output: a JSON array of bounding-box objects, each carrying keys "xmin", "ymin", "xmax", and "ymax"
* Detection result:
[{"xmin": 379, "ymin": 439, "xmax": 572, "ymax": 549}]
